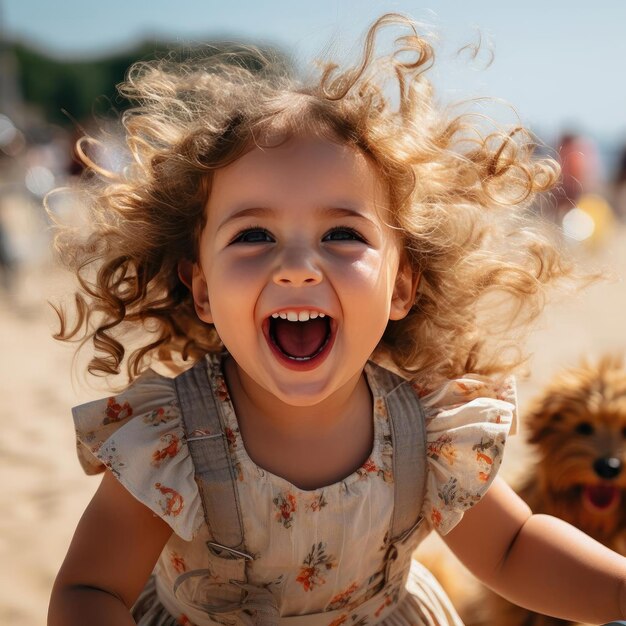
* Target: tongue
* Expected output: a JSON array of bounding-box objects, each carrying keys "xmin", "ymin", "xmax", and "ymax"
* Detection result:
[
  {"xmin": 273, "ymin": 318, "xmax": 328, "ymax": 358},
  {"xmin": 584, "ymin": 484, "xmax": 620, "ymax": 511}
]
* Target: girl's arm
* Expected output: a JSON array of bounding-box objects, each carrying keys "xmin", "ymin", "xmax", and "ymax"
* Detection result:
[
  {"xmin": 48, "ymin": 469, "xmax": 173, "ymax": 626},
  {"xmin": 442, "ymin": 477, "xmax": 626, "ymax": 624}
]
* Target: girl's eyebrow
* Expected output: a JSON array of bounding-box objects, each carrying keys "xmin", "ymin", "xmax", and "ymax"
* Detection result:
[{"xmin": 216, "ymin": 205, "xmax": 377, "ymax": 231}]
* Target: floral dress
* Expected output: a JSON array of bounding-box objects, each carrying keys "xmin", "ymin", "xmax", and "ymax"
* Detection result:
[{"xmin": 72, "ymin": 353, "xmax": 517, "ymax": 626}]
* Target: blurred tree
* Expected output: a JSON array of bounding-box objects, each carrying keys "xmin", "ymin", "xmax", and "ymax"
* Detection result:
[{"xmin": 8, "ymin": 40, "xmax": 290, "ymax": 127}]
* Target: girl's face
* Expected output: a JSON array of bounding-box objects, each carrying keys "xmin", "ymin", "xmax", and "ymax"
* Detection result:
[{"xmin": 191, "ymin": 136, "xmax": 416, "ymax": 408}]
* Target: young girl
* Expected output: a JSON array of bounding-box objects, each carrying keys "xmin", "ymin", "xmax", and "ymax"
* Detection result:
[{"xmin": 48, "ymin": 14, "xmax": 626, "ymax": 626}]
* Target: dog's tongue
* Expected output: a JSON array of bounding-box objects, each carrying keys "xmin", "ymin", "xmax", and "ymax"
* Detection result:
[
  {"xmin": 584, "ymin": 484, "xmax": 621, "ymax": 511},
  {"xmin": 273, "ymin": 318, "xmax": 328, "ymax": 358}
]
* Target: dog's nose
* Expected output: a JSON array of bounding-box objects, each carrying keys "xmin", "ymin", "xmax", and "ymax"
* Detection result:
[{"xmin": 593, "ymin": 457, "xmax": 622, "ymax": 479}]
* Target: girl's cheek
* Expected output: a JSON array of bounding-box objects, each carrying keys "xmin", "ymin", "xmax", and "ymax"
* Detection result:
[
  {"xmin": 214, "ymin": 255, "xmax": 269, "ymax": 281},
  {"xmin": 347, "ymin": 251, "xmax": 393, "ymax": 285},
  {"xmin": 351, "ymin": 254, "xmax": 381, "ymax": 275}
]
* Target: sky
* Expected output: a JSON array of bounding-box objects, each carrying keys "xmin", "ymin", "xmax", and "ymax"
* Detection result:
[{"xmin": 3, "ymin": 0, "xmax": 626, "ymax": 146}]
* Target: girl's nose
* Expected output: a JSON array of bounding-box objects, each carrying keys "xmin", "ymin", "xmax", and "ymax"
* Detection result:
[{"xmin": 272, "ymin": 247, "xmax": 323, "ymax": 286}]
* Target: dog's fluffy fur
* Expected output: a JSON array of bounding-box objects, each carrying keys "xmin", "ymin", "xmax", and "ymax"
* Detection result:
[{"xmin": 465, "ymin": 355, "xmax": 626, "ymax": 626}]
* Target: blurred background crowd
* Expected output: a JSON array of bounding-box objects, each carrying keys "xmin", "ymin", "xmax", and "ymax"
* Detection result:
[{"xmin": 1, "ymin": 2, "xmax": 626, "ymax": 625}]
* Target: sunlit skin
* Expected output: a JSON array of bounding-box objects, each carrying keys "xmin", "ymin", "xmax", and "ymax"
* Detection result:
[{"xmin": 190, "ymin": 136, "xmax": 417, "ymax": 464}]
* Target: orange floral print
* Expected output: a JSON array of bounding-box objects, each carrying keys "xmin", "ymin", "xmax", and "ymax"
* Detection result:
[
  {"xmin": 297, "ymin": 566, "xmax": 318, "ymax": 592},
  {"xmin": 327, "ymin": 582, "xmax": 359, "ymax": 611},
  {"xmin": 430, "ymin": 507, "xmax": 442, "ymax": 528},
  {"xmin": 374, "ymin": 587, "xmax": 400, "ymax": 618},
  {"xmin": 356, "ymin": 458, "xmax": 378, "ymax": 480},
  {"xmin": 473, "ymin": 436, "xmax": 501, "ymax": 482},
  {"xmin": 496, "ymin": 379, "xmax": 515, "ymax": 402},
  {"xmin": 151, "ymin": 432, "xmax": 181, "ymax": 467},
  {"xmin": 273, "ymin": 491, "xmax": 297, "ymax": 528},
  {"xmin": 427, "ymin": 433, "xmax": 457, "ymax": 465},
  {"xmin": 155, "ymin": 482, "xmax": 184, "ymax": 517},
  {"xmin": 103, "ymin": 397, "xmax": 132, "ymax": 425},
  {"xmin": 90, "ymin": 441, "xmax": 103, "ymax": 455},
  {"xmin": 374, "ymin": 597, "xmax": 391, "ymax": 618},
  {"xmin": 142, "ymin": 406, "xmax": 176, "ymax": 426},
  {"xmin": 329, "ymin": 616, "xmax": 366, "ymax": 626},
  {"xmin": 225, "ymin": 426, "xmax": 238, "ymax": 450},
  {"xmin": 222, "ymin": 426, "xmax": 244, "ymax": 480},
  {"xmin": 361, "ymin": 458, "xmax": 378, "ymax": 473},
  {"xmin": 478, "ymin": 463, "xmax": 494, "ymax": 482},
  {"xmin": 296, "ymin": 542, "xmax": 337, "ymax": 592},
  {"xmin": 235, "ymin": 460, "xmax": 244, "ymax": 481},
  {"xmin": 170, "ymin": 551, "xmax": 186, "ymax": 574},
  {"xmin": 454, "ymin": 380, "xmax": 488, "ymax": 399},
  {"xmin": 411, "ymin": 381, "xmax": 434, "ymax": 398},
  {"xmin": 216, "ymin": 377, "xmax": 230, "ymax": 402},
  {"xmin": 363, "ymin": 433, "xmax": 393, "ymax": 484},
  {"xmin": 305, "ymin": 493, "xmax": 328, "ymax": 512}
]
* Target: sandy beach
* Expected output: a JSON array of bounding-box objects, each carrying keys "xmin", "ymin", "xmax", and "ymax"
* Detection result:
[{"xmin": 1, "ymin": 206, "xmax": 625, "ymax": 625}]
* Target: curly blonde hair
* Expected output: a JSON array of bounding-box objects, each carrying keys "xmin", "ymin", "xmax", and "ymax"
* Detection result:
[{"xmin": 53, "ymin": 13, "xmax": 573, "ymax": 387}]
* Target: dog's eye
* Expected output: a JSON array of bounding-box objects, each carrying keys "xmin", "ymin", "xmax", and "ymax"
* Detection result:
[
  {"xmin": 622, "ymin": 426, "xmax": 626, "ymax": 438},
  {"xmin": 575, "ymin": 422, "xmax": 594, "ymax": 436}
]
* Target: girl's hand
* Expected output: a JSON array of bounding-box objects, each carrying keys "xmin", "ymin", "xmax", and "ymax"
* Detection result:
[
  {"xmin": 442, "ymin": 477, "xmax": 626, "ymax": 623},
  {"xmin": 48, "ymin": 469, "xmax": 173, "ymax": 625}
]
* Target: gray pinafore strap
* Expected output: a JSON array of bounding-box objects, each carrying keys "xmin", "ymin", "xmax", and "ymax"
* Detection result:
[
  {"xmin": 174, "ymin": 356, "xmax": 251, "ymax": 559},
  {"xmin": 173, "ymin": 356, "xmax": 280, "ymax": 625},
  {"xmin": 367, "ymin": 362, "xmax": 428, "ymax": 585}
]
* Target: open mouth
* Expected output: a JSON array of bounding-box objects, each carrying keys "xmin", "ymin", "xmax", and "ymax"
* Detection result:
[
  {"xmin": 582, "ymin": 483, "xmax": 622, "ymax": 514},
  {"xmin": 264, "ymin": 310, "xmax": 335, "ymax": 369}
]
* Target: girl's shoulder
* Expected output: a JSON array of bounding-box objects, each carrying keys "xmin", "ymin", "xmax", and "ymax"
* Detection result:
[
  {"xmin": 410, "ymin": 372, "xmax": 518, "ymax": 536},
  {"xmin": 72, "ymin": 364, "xmax": 206, "ymax": 541},
  {"xmin": 366, "ymin": 360, "xmax": 517, "ymax": 435},
  {"xmin": 416, "ymin": 373, "xmax": 518, "ymax": 433}
]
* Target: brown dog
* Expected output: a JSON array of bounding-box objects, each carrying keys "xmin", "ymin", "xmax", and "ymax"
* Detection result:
[{"xmin": 464, "ymin": 356, "xmax": 626, "ymax": 626}]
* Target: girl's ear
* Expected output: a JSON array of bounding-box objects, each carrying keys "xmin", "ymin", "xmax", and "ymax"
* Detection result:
[
  {"xmin": 178, "ymin": 259, "xmax": 213, "ymax": 323},
  {"xmin": 389, "ymin": 258, "xmax": 420, "ymax": 321},
  {"xmin": 177, "ymin": 259, "xmax": 193, "ymax": 290}
]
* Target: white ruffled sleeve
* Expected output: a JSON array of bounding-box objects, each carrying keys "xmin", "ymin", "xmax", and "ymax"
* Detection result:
[
  {"xmin": 72, "ymin": 370, "xmax": 204, "ymax": 541},
  {"xmin": 417, "ymin": 374, "xmax": 517, "ymax": 536}
]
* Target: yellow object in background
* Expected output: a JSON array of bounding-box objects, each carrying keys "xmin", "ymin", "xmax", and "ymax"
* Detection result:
[{"xmin": 562, "ymin": 193, "xmax": 615, "ymax": 247}]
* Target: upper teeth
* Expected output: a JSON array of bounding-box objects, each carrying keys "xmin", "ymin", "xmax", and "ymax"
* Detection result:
[{"xmin": 271, "ymin": 310, "xmax": 326, "ymax": 322}]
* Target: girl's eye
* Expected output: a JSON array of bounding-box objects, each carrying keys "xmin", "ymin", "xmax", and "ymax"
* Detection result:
[
  {"xmin": 323, "ymin": 227, "xmax": 366, "ymax": 243},
  {"xmin": 231, "ymin": 228, "xmax": 274, "ymax": 244}
]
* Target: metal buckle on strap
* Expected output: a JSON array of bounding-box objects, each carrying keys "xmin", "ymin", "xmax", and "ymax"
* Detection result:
[
  {"xmin": 207, "ymin": 541, "xmax": 254, "ymax": 560},
  {"xmin": 383, "ymin": 516, "xmax": 424, "ymax": 584},
  {"xmin": 187, "ymin": 432, "xmax": 224, "ymax": 441}
]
